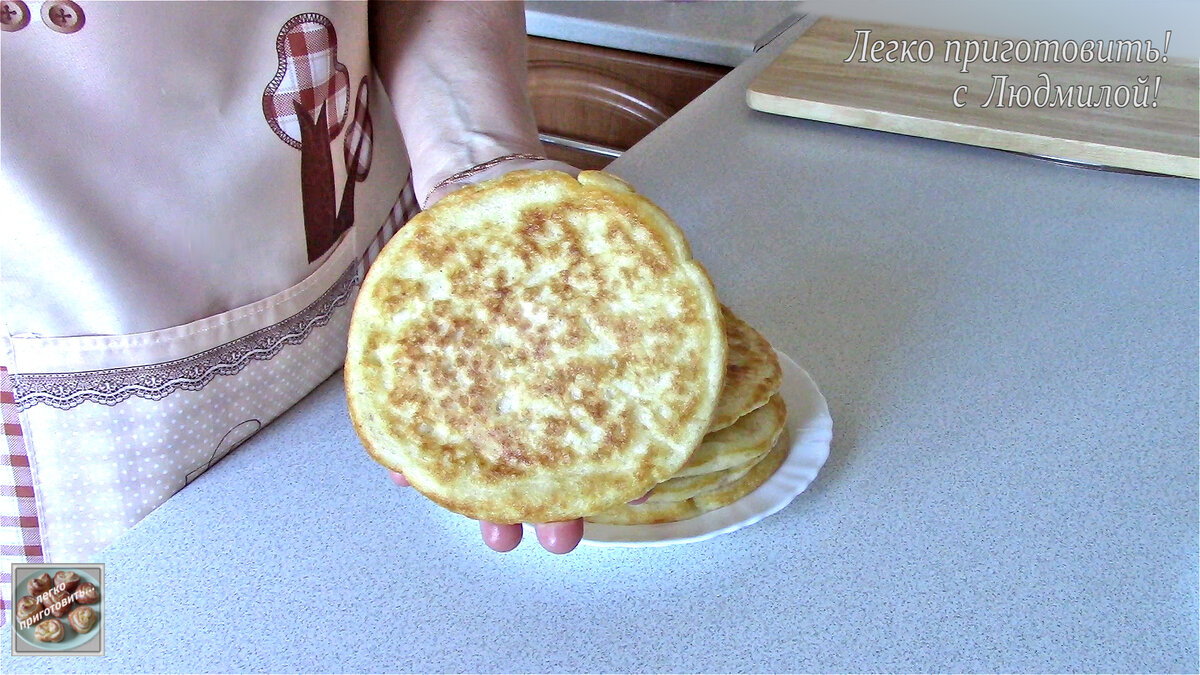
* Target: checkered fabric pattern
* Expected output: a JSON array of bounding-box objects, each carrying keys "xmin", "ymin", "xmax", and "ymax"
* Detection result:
[
  {"xmin": 344, "ymin": 77, "xmax": 374, "ymax": 181},
  {"xmin": 1, "ymin": 365, "xmax": 45, "ymax": 627},
  {"xmin": 263, "ymin": 12, "xmax": 350, "ymax": 149},
  {"xmin": 360, "ymin": 180, "xmax": 420, "ymax": 275}
]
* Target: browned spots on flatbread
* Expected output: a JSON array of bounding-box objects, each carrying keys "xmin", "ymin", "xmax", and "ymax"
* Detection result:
[
  {"xmin": 586, "ymin": 432, "xmax": 791, "ymax": 526},
  {"xmin": 585, "ymin": 308, "xmax": 790, "ymax": 522},
  {"xmin": 677, "ymin": 393, "xmax": 787, "ymax": 478},
  {"xmin": 345, "ymin": 170, "xmax": 726, "ymax": 524},
  {"xmin": 706, "ymin": 306, "xmax": 783, "ymax": 432}
]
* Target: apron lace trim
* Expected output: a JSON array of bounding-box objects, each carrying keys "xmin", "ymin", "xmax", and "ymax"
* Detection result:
[{"xmin": 12, "ymin": 263, "xmax": 359, "ymax": 412}]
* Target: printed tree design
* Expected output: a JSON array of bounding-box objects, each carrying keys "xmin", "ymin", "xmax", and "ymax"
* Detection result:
[
  {"xmin": 262, "ymin": 14, "xmax": 373, "ymax": 263},
  {"xmin": 340, "ymin": 78, "xmax": 374, "ymax": 232}
]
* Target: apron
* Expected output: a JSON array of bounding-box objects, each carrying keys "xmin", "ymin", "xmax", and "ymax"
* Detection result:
[{"xmin": 0, "ymin": 1, "xmax": 417, "ymax": 614}]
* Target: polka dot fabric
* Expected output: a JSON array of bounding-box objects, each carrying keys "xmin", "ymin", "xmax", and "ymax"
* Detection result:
[
  {"xmin": 21, "ymin": 300, "xmax": 356, "ymax": 559},
  {"xmin": 6, "ymin": 184, "xmax": 419, "ymax": 563}
]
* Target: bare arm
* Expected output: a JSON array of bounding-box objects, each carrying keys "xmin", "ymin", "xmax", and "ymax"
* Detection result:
[{"xmin": 370, "ymin": 0, "xmax": 550, "ymax": 206}]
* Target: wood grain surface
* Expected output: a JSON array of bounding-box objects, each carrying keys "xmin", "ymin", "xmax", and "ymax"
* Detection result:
[{"xmin": 747, "ymin": 18, "xmax": 1199, "ymax": 178}]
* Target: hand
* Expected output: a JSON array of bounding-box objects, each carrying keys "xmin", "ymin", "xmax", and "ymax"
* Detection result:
[{"xmin": 388, "ymin": 470, "xmax": 648, "ymax": 554}]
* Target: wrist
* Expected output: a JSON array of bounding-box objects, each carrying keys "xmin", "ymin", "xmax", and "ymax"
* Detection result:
[{"xmin": 420, "ymin": 154, "xmax": 579, "ymax": 209}]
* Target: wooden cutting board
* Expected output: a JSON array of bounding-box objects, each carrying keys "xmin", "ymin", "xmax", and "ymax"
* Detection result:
[{"xmin": 747, "ymin": 17, "xmax": 1199, "ymax": 178}]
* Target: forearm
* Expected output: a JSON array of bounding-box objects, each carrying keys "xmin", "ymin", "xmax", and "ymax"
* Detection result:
[{"xmin": 370, "ymin": 1, "xmax": 544, "ymax": 203}]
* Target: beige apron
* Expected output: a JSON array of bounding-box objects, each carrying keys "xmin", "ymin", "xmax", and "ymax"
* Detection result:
[{"xmin": 0, "ymin": 0, "xmax": 415, "ymax": 600}]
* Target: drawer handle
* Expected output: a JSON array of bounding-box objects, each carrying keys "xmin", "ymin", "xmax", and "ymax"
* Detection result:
[{"xmin": 538, "ymin": 133, "xmax": 623, "ymax": 159}]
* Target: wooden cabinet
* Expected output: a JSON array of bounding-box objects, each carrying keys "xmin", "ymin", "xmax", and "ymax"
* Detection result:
[{"xmin": 527, "ymin": 37, "xmax": 730, "ymax": 169}]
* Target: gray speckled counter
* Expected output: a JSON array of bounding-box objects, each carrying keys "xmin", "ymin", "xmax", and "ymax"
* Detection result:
[{"xmin": 12, "ymin": 18, "xmax": 1197, "ymax": 675}]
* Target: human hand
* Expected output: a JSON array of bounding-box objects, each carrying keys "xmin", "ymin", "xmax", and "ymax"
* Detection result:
[{"xmin": 388, "ymin": 470, "xmax": 648, "ymax": 553}]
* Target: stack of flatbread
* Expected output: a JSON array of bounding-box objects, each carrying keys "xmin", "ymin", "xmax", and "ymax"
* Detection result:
[
  {"xmin": 346, "ymin": 170, "xmax": 788, "ymax": 528},
  {"xmin": 587, "ymin": 306, "xmax": 787, "ymax": 525}
]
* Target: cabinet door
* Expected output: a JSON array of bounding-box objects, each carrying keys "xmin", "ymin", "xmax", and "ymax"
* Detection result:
[{"xmin": 528, "ymin": 37, "xmax": 729, "ymax": 169}]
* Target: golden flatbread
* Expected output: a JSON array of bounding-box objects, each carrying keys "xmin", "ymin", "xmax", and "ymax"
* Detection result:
[
  {"xmin": 691, "ymin": 434, "xmax": 790, "ymax": 511},
  {"xmin": 708, "ymin": 307, "xmax": 782, "ymax": 432},
  {"xmin": 586, "ymin": 492, "xmax": 703, "ymax": 525},
  {"xmin": 676, "ymin": 393, "xmax": 787, "ymax": 478},
  {"xmin": 346, "ymin": 170, "xmax": 726, "ymax": 524},
  {"xmin": 644, "ymin": 396, "xmax": 787, "ymax": 503},
  {"xmin": 586, "ymin": 432, "xmax": 791, "ymax": 526},
  {"xmin": 643, "ymin": 453, "xmax": 763, "ymax": 504}
]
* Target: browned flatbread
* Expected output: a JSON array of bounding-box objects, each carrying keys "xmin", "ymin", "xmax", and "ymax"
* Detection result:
[
  {"xmin": 586, "ymin": 491, "xmax": 704, "ymax": 525},
  {"xmin": 346, "ymin": 170, "xmax": 726, "ymax": 524},
  {"xmin": 676, "ymin": 393, "xmax": 787, "ymax": 478},
  {"xmin": 644, "ymin": 442, "xmax": 771, "ymax": 504},
  {"xmin": 691, "ymin": 433, "xmax": 789, "ymax": 511},
  {"xmin": 586, "ymin": 431, "xmax": 791, "ymax": 525},
  {"xmin": 708, "ymin": 307, "xmax": 782, "ymax": 432}
]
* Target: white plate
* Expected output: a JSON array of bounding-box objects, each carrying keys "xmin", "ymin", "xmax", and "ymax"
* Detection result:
[{"xmin": 580, "ymin": 350, "xmax": 833, "ymax": 547}]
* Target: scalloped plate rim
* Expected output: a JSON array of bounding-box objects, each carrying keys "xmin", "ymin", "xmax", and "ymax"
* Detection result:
[{"xmin": 577, "ymin": 349, "xmax": 832, "ymax": 547}]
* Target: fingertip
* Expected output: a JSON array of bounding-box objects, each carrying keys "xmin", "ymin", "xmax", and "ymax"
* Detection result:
[
  {"xmin": 389, "ymin": 471, "xmax": 411, "ymax": 487},
  {"xmin": 535, "ymin": 519, "xmax": 584, "ymax": 554},
  {"xmin": 480, "ymin": 521, "xmax": 523, "ymax": 552}
]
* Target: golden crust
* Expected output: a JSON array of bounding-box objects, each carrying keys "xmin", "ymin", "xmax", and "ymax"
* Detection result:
[
  {"xmin": 644, "ymin": 400, "xmax": 787, "ymax": 502},
  {"xmin": 643, "ymin": 453, "xmax": 762, "ymax": 504},
  {"xmin": 676, "ymin": 393, "xmax": 786, "ymax": 478},
  {"xmin": 692, "ymin": 433, "xmax": 789, "ymax": 511},
  {"xmin": 346, "ymin": 170, "xmax": 726, "ymax": 524},
  {"xmin": 585, "ymin": 494, "xmax": 703, "ymax": 525},
  {"xmin": 707, "ymin": 307, "xmax": 782, "ymax": 432},
  {"xmin": 586, "ymin": 432, "xmax": 790, "ymax": 525}
]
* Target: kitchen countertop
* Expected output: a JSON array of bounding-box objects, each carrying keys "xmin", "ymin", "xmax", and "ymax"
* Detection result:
[
  {"xmin": 12, "ymin": 17, "xmax": 1197, "ymax": 675},
  {"xmin": 525, "ymin": 0, "xmax": 803, "ymax": 66}
]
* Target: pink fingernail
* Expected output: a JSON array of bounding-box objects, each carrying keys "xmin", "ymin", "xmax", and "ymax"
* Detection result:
[{"xmin": 481, "ymin": 522, "xmax": 522, "ymax": 552}]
